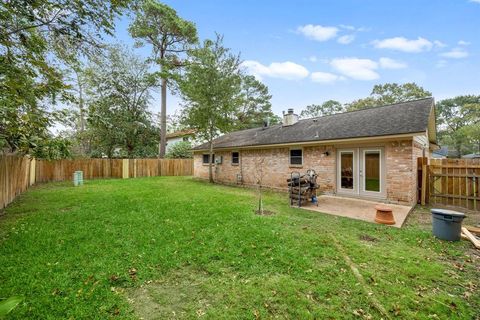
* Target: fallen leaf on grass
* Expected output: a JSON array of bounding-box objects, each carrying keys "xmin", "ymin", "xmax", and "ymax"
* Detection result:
[
  {"xmin": 129, "ymin": 268, "xmax": 138, "ymax": 281},
  {"xmin": 390, "ymin": 303, "xmax": 401, "ymax": 316},
  {"xmin": 353, "ymin": 308, "xmax": 364, "ymax": 317}
]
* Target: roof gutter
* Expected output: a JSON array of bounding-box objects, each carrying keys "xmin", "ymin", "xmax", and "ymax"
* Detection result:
[{"xmin": 192, "ymin": 132, "xmax": 426, "ymax": 152}]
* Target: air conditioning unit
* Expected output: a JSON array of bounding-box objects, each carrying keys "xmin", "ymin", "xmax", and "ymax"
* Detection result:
[{"xmin": 215, "ymin": 156, "xmax": 223, "ymax": 164}]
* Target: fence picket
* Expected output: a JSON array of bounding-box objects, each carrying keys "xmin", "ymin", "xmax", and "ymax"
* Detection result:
[{"xmin": 421, "ymin": 157, "xmax": 480, "ymax": 211}]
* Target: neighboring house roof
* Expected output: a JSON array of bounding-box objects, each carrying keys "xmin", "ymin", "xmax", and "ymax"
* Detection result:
[
  {"xmin": 433, "ymin": 146, "xmax": 448, "ymax": 157},
  {"xmin": 166, "ymin": 129, "xmax": 196, "ymax": 139},
  {"xmin": 462, "ymin": 153, "xmax": 480, "ymax": 159},
  {"xmin": 432, "ymin": 146, "xmax": 461, "ymax": 158},
  {"xmin": 193, "ymin": 98, "xmax": 435, "ymax": 151}
]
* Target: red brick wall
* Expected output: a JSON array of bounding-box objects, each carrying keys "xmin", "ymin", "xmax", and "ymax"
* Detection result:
[
  {"xmin": 385, "ymin": 139, "xmax": 421, "ymax": 204},
  {"xmin": 194, "ymin": 146, "xmax": 336, "ymax": 194},
  {"xmin": 195, "ymin": 138, "xmax": 421, "ymax": 205}
]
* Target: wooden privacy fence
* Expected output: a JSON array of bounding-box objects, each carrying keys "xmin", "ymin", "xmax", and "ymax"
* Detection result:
[
  {"xmin": 35, "ymin": 158, "xmax": 193, "ymax": 182},
  {"xmin": 1, "ymin": 156, "xmax": 193, "ymax": 210},
  {"xmin": 418, "ymin": 157, "xmax": 480, "ymax": 211},
  {"xmin": 0, "ymin": 155, "xmax": 34, "ymax": 209}
]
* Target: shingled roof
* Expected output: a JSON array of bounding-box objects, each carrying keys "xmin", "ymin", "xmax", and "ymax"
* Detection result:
[{"xmin": 193, "ymin": 98, "xmax": 435, "ymax": 150}]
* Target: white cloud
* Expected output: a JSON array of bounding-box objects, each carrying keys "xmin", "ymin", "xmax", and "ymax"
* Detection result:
[
  {"xmin": 372, "ymin": 36, "xmax": 433, "ymax": 52},
  {"xmin": 470, "ymin": 0, "xmax": 480, "ymax": 3},
  {"xmin": 310, "ymin": 72, "xmax": 345, "ymax": 84},
  {"xmin": 242, "ymin": 60, "xmax": 309, "ymax": 80},
  {"xmin": 339, "ymin": 24, "xmax": 370, "ymax": 32},
  {"xmin": 308, "ymin": 55, "xmax": 318, "ymax": 62},
  {"xmin": 330, "ymin": 58, "xmax": 379, "ymax": 80},
  {"xmin": 379, "ymin": 57, "xmax": 407, "ymax": 69},
  {"xmin": 433, "ymin": 40, "xmax": 447, "ymax": 48},
  {"xmin": 339, "ymin": 24, "xmax": 355, "ymax": 31},
  {"xmin": 440, "ymin": 47, "xmax": 469, "ymax": 59},
  {"xmin": 297, "ymin": 24, "xmax": 338, "ymax": 41},
  {"xmin": 458, "ymin": 40, "xmax": 471, "ymax": 46},
  {"xmin": 337, "ymin": 34, "xmax": 355, "ymax": 44}
]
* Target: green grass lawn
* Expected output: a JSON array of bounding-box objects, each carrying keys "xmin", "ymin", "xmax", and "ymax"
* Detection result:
[
  {"xmin": 0, "ymin": 177, "xmax": 478, "ymax": 319},
  {"xmin": 365, "ymin": 178, "xmax": 380, "ymax": 192}
]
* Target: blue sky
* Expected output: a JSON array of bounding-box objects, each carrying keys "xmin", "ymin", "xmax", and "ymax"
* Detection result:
[{"xmin": 113, "ymin": 0, "xmax": 480, "ymax": 117}]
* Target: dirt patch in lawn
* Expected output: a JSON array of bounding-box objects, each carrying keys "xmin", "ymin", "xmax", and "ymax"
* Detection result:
[
  {"xmin": 406, "ymin": 205, "xmax": 480, "ymax": 229},
  {"xmin": 126, "ymin": 267, "xmax": 218, "ymax": 319},
  {"xmin": 359, "ymin": 234, "xmax": 378, "ymax": 242},
  {"xmin": 255, "ymin": 209, "xmax": 275, "ymax": 216}
]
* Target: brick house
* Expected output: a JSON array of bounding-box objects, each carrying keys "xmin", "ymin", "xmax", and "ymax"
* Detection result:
[{"xmin": 192, "ymin": 98, "xmax": 437, "ymax": 205}]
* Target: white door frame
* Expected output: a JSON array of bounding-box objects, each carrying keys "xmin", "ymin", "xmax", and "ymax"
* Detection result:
[
  {"xmin": 337, "ymin": 149, "xmax": 358, "ymax": 195},
  {"xmin": 359, "ymin": 147, "xmax": 385, "ymax": 198},
  {"xmin": 337, "ymin": 147, "xmax": 386, "ymax": 199}
]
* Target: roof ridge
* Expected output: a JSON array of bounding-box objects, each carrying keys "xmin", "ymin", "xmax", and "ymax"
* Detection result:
[
  {"xmin": 226, "ymin": 125, "xmax": 281, "ymax": 134},
  {"xmin": 300, "ymin": 97, "xmax": 434, "ymax": 122}
]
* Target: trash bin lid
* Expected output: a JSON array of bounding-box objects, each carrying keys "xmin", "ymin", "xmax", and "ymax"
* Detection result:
[{"xmin": 431, "ymin": 208, "xmax": 465, "ymax": 217}]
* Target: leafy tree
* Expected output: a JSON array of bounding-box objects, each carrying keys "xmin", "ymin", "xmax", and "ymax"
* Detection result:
[
  {"xmin": 346, "ymin": 83, "xmax": 431, "ymax": 111},
  {"xmin": 165, "ymin": 141, "xmax": 193, "ymax": 159},
  {"xmin": 129, "ymin": 0, "xmax": 198, "ymax": 158},
  {"xmin": 300, "ymin": 100, "xmax": 344, "ymax": 119},
  {"xmin": 462, "ymin": 124, "xmax": 480, "ymax": 155},
  {"xmin": 233, "ymin": 75, "xmax": 277, "ymax": 130},
  {"xmin": 31, "ymin": 137, "xmax": 71, "ymax": 160},
  {"xmin": 83, "ymin": 45, "xmax": 158, "ymax": 158},
  {"xmin": 178, "ymin": 35, "xmax": 243, "ymax": 183},
  {"xmin": 436, "ymin": 95, "xmax": 480, "ymax": 156},
  {"xmin": 59, "ymin": 63, "xmax": 91, "ymax": 156},
  {"xmin": 0, "ymin": 0, "xmax": 132, "ymax": 156}
]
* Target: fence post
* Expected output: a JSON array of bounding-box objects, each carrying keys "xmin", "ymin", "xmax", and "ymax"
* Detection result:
[
  {"xmin": 122, "ymin": 159, "xmax": 129, "ymax": 179},
  {"xmin": 29, "ymin": 158, "xmax": 36, "ymax": 186},
  {"xmin": 133, "ymin": 159, "xmax": 137, "ymax": 178},
  {"xmin": 421, "ymin": 161, "xmax": 427, "ymax": 206}
]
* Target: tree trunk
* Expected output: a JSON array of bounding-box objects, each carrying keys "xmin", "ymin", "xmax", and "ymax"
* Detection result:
[
  {"xmin": 127, "ymin": 142, "xmax": 134, "ymax": 158},
  {"xmin": 159, "ymin": 77, "xmax": 167, "ymax": 158},
  {"xmin": 258, "ymin": 185, "xmax": 263, "ymax": 214},
  {"xmin": 455, "ymin": 143, "xmax": 462, "ymax": 158},
  {"xmin": 76, "ymin": 69, "xmax": 87, "ymax": 155},
  {"xmin": 208, "ymin": 140, "xmax": 214, "ymax": 183}
]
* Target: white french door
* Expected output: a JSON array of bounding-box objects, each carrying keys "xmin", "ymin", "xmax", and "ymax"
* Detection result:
[
  {"xmin": 337, "ymin": 148, "xmax": 385, "ymax": 198},
  {"xmin": 337, "ymin": 149, "xmax": 357, "ymax": 194}
]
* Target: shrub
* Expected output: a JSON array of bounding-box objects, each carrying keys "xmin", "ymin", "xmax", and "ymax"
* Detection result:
[{"xmin": 165, "ymin": 141, "xmax": 193, "ymax": 158}]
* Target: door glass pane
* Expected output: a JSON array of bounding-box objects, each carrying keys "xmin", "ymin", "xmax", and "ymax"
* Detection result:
[
  {"xmin": 365, "ymin": 151, "xmax": 380, "ymax": 192},
  {"xmin": 340, "ymin": 152, "xmax": 354, "ymax": 189}
]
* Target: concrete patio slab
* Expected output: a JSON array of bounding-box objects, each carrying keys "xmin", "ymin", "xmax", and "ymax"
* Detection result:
[{"xmin": 300, "ymin": 195, "xmax": 413, "ymax": 228}]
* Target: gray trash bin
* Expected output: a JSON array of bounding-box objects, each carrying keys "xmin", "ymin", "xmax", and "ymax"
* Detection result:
[{"xmin": 431, "ymin": 208, "xmax": 466, "ymax": 241}]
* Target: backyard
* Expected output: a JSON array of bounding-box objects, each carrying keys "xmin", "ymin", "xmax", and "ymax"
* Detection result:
[{"xmin": 0, "ymin": 176, "xmax": 478, "ymax": 319}]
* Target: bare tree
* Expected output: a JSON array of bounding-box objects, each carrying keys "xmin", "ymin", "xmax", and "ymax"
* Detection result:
[{"xmin": 253, "ymin": 156, "xmax": 265, "ymax": 215}]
